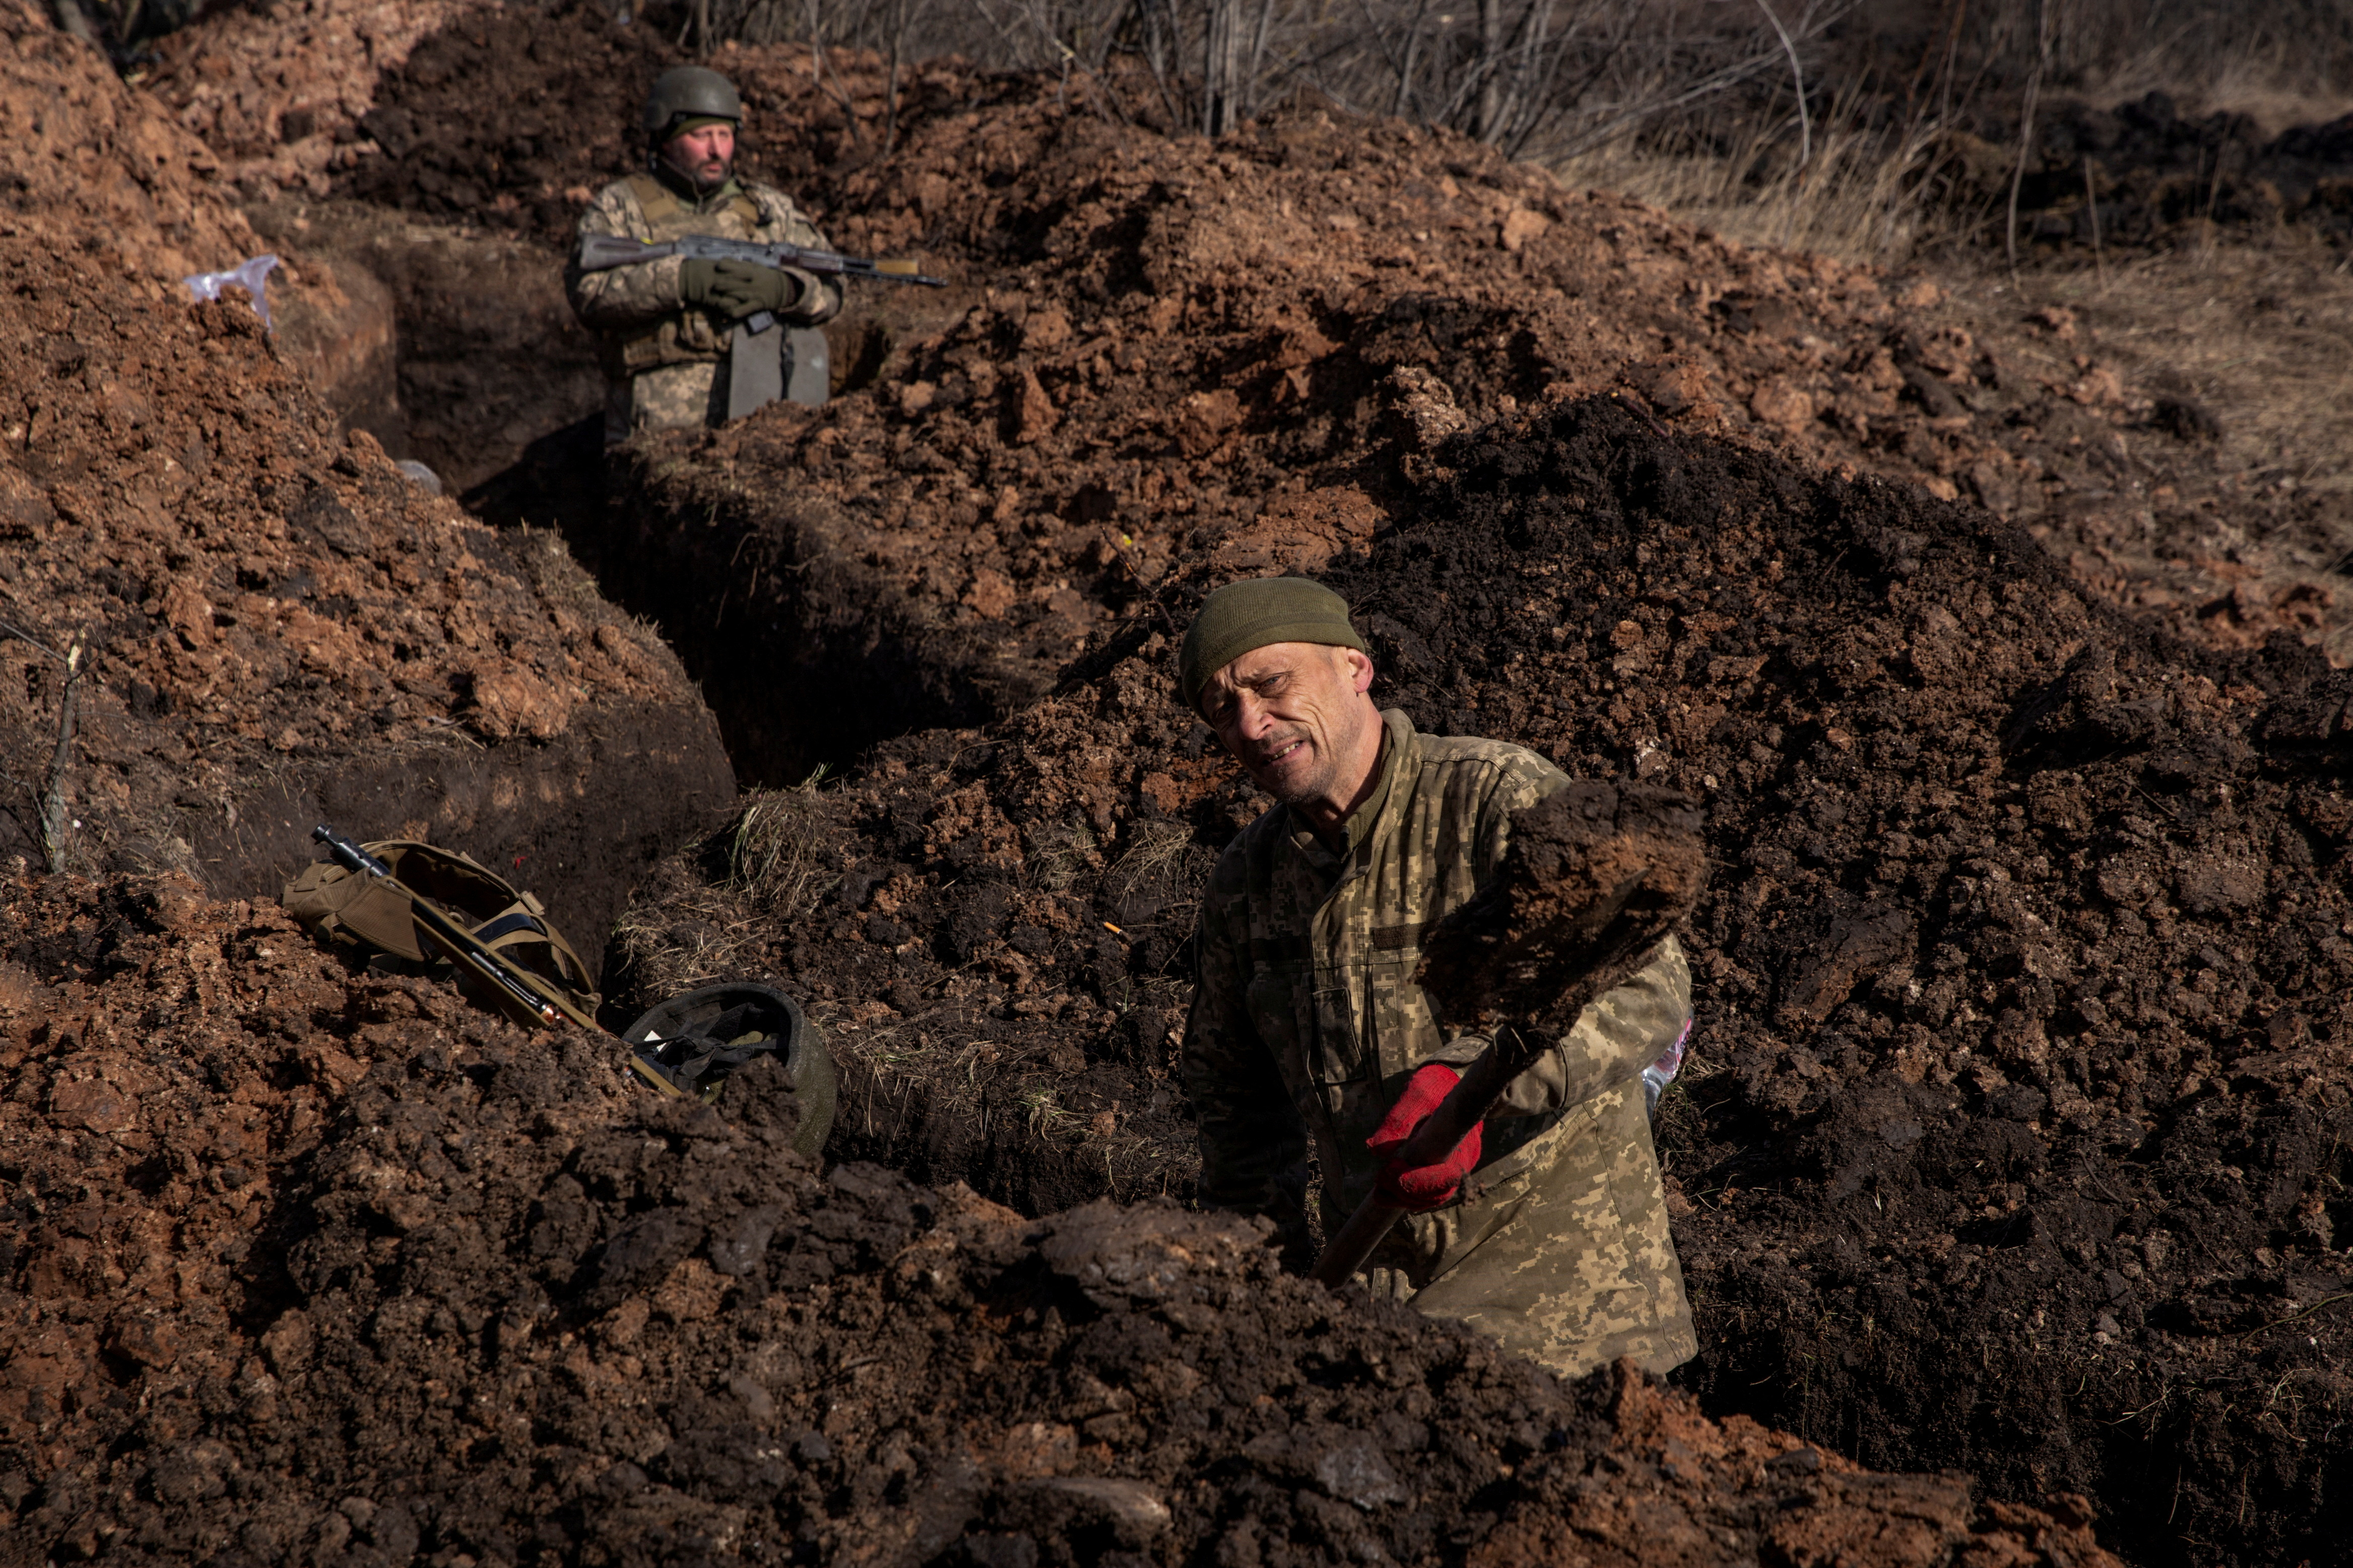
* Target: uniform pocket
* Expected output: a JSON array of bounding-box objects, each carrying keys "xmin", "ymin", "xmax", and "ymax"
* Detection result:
[
  {"xmin": 1359, "ymin": 952, "xmax": 1445, "ymax": 1085},
  {"xmin": 1306, "ymin": 978, "xmax": 1372, "ymax": 1119}
]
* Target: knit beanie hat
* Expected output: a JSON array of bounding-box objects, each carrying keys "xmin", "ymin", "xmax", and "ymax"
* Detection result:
[{"xmin": 1178, "ymin": 577, "xmax": 1368, "ymax": 713}]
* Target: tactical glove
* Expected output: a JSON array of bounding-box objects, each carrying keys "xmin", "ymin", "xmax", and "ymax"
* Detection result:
[
  {"xmin": 681, "ymin": 257, "xmax": 811, "ymax": 320},
  {"xmin": 1365, "ymin": 1061, "xmax": 1483, "ymax": 1211}
]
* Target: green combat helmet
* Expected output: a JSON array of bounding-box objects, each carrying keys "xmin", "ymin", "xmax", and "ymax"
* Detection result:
[
  {"xmin": 623, "ymin": 982, "xmax": 836, "ymax": 1158},
  {"xmin": 641, "ymin": 65, "xmax": 743, "ymax": 143}
]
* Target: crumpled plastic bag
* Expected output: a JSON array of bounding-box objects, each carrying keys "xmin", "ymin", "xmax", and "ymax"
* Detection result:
[
  {"xmin": 183, "ymin": 253, "xmax": 280, "ymax": 330},
  {"xmin": 1642, "ymin": 1017, "xmax": 1691, "ymax": 1119}
]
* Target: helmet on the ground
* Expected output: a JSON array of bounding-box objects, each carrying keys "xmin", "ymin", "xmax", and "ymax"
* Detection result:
[
  {"xmin": 622, "ymin": 981, "xmax": 835, "ymax": 1157},
  {"xmin": 641, "ymin": 66, "xmax": 743, "ymax": 142}
]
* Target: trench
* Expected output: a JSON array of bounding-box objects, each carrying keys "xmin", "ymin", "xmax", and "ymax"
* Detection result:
[
  {"xmin": 246, "ymin": 170, "xmax": 2353, "ymax": 1568},
  {"xmin": 254, "ymin": 200, "xmax": 977, "ymax": 790},
  {"xmin": 255, "ymin": 199, "xmax": 1206, "ymax": 1229}
]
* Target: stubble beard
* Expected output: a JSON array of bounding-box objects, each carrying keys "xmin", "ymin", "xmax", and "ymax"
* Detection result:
[
  {"xmin": 1256, "ymin": 755, "xmax": 1327, "ymax": 807},
  {"xmin": 664, "ymin": 148, "xmax": 732, "ymax": 193}
]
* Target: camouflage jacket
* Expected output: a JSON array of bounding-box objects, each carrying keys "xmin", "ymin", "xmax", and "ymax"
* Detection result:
[
  {"xmin": 1182, "ymin": 708, "xmax": 1692, "ymax": 1280},
  {"xmin": 565, "ymin": 168, "xmax": 843, "ymax": 378}
]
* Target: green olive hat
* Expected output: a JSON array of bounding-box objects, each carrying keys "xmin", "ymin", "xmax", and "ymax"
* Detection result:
[{"xmin": 1178, "ymin": 577, "xmax": 1368, "ymax": 712}]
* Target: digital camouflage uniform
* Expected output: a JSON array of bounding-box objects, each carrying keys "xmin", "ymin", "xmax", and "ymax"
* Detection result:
[
  {"xmin": 1183, "ymin": 707, "xmax": 1698, "ymax": 1379},
  {"xmin": 565, "ymin": 170, "xmax": 843, "ymax": 444}
]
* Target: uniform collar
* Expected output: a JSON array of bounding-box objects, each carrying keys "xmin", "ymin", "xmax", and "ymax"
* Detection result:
[
  {"xmin": 649, "ymin": 160, "xmax": 744, "ymax": 213},
  {"xmin": 1285, "ymin": 708, "xmax": 1419, "ymax": 871}
]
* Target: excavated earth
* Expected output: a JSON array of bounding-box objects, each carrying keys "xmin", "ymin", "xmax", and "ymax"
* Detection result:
[
  {"xmin": 145, "ymin": 0, "xmax": 2353, "ymax": 726},
  {"xmin": 4, "ymin": 3, "xmax": 2350, "ymax": 1566},
  {"xmin": 0, "ymin": 0, "xmax": 734, "ymax": 965},
  {"xmin": 1, "ymin": 875, "xmax": 2119, "ymax": 1568},
  {"xmin": 611, "ymin": 396, "xmax": 2353, "ymax": 1568}
]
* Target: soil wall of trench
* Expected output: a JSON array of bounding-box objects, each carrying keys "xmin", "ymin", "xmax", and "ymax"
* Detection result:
[
  {"xmin": 568, "ymin": 88, "xmax": 2353, "ymax": 1568},
  {"xmin": 9, "ymin": 4, "xmax": 2353, "ymax": 1566},
  {"xmin": 1, "ymin": 13, "xmax": 2145, "ymax": 1568},
  {"xmin": 161, "ymin": 11, "xmax": 2351, "ymax": 1563},
  {"xmin": 604, "ymin": 393, "xmax": 2353, "ymax": 1568},
  {"xmin": 529, "ymin": 59, "xmax": 2351, "ymax": 1568}
]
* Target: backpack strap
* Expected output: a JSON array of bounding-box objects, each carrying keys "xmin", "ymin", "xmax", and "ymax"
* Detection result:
[
  {"xmin": 465, "ymin": 891, "xmax": 600, "ymax": 1027},
  {"xmin": 282, "ymin": 839, "xmax": 602, "ymax": 1028}
]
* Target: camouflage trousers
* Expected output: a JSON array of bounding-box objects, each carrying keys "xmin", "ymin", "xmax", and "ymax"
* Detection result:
[
  {"xmin": 1362, "ymin": 1079, "xmax": 1697, "ymax": 1381},
  {"xmin": 604, "ymin": 360, "xmax": 725, "ymax": 445}
]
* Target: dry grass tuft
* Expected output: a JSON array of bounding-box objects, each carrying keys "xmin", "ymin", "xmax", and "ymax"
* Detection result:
[
  {"xmin": 726, "ymin": 775, "xmax": 839, "ymax": 917},
  {"xmin": 1102, "ymin": 820, "xmax": 1198, "ymax": 903},
  {"xmin": 1553, "ymin": 115, "xmax": 1955, "ymax": 266},
  {"xmin": 607, "ymin": 774, "xmax": 839, "ymax": 1002},
  {"xmin": 1022, "ymin": 815, "xmax": 1102, "ymax": 894}
]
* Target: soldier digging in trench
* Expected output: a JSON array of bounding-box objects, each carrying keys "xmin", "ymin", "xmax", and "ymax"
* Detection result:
[
  {"xmin": 1179, "ymin": 578, "xmax": 1698, "ymax": 1379},
  {"xmin": 565, "ymin": 66, "xmax": 842, "ymax": 444}
]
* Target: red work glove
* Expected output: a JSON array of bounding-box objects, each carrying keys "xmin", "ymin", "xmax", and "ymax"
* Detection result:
[{"xmin": 1365, "ymin": 1062, "xmax": 1483, "ymax": 1211}]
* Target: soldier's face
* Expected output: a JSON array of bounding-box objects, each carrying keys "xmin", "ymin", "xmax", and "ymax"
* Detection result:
[
  {"xmin": 1202, "ymin": 641, "xmax": 1379, "ymax": 808},
  {"xmin": 663, "ymin": 123, "xmax": 736, "ymax": 189}
]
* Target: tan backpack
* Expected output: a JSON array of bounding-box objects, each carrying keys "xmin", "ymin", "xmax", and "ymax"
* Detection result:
[{"xmin": 281, "ymin": 840, "xmax": 602, "ymax": 1027}]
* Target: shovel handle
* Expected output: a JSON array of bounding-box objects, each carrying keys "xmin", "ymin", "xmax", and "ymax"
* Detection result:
[{"xmin": 1309, "ymin": 1031, "xmax": 1533, "ymax": 1287}]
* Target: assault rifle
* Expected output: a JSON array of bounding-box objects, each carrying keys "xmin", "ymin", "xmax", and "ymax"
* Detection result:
[
  {"xmin": 310, "ymin": 825, "xmax": 595, "ymax": 1032},
  {"xmin": 576, "ymin": 233, "xmax": 944, "ymax": 328},
  {"xmin": 308, "ymin": 827, "xmax": 794, "ymax": 1103}
]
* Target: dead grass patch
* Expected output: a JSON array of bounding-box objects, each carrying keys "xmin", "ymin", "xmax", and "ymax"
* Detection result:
[{"xmin": 609, "ymin": 776, "xmax": 840, "ymax": 1000}]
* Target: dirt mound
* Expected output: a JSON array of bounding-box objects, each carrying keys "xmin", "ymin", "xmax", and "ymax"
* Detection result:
[
  {"xmin": 0, "ymin": 11, "xmax": 737, "ymax": 956},
  {"xmin": 12, "ymin": 6, "xmax": 2343, "ymax": 1559},
  {"xmin": 140, "ymin": 0, "xmax": 489, "ymax": 199},
  {"xmin": 1322, "ymin": 399, "xmax": 2352, "ymax": 1568},
  {"xmin": 0, "ymin": 870, "xmax": 2118, "ymax": 1568},
  {"xmin": 129, "ymin": 2, "xmax": 2343, "ymax": 670},
  {"xmin": 0, "ymin": 0, "xmax": 256, "ymax": 283},
  {"xmin": 1993, "ymin": 90, "xmax": 2353, "ymax": 252},
  {"xmin": 612, "ymin": 393, "xmax": 2351, "ymax": 1567},
  {"xmin": 582, "ymin": 82, "xmax": 2335, "ymax": 786},
  {"xmin": 0, "ymin": 219, "xmax": 734, "ymax": 960}
]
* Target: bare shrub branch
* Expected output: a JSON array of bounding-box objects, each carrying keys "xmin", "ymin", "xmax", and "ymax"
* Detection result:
[{"xmin": 0, "ymin": 619, "xmax": 89, "ymax": 875}]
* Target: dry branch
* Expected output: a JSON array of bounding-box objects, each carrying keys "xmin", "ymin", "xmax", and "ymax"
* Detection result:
[{"xmin": 0, "ymin": 620, "xmax": 89, "ymax": 874}]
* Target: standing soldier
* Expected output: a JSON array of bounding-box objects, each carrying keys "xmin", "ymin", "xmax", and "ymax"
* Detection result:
[
  {"xmin": 1178, "ymin": 577, "xmax": 1698, "ymax": 1380},
  {"xmin": 566, "ymin": 66, "xmax": 842, "ymax": 444}
]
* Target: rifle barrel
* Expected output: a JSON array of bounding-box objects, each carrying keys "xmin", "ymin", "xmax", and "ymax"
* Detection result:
[
  {"xmin": 575, "ymin": 234, "xmax": 944, "ymax": 287},
  {"xmin": 310, "ymin": 825, "xmax": 561, "ymax": 1030}
]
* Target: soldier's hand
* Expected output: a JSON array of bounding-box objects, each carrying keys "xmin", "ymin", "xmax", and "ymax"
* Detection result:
[
  {"xmin": 682, "ymin": 257, "xmax": 810, "ymax": 321},
  {"xmin": 1366, "ymin": 1062, "xmax": 1483, "ymax": 1211}
]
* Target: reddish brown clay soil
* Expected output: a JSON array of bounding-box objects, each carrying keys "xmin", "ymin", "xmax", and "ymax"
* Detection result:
[
  {"xmin": 2, "ymin": 15, "xmax": 2140, "ymax": 1568},
  {"xmin": 0, "ymin": 0, "xmax": 257, "ymax": 286},
  {"xmin": 0, "ymin": 230, "xmax": 734, "ymax": 958},
  {"xmin": 0, "ymin": 17, "xmax": 736, "ymax": 956},
  {"xmin": 134, "ymin": 1, "xmax": 2344, "ymax": 708},
  {"xmin": 1, "ymin": 871, "xmax": 2118, "ymax": 1568},
  {"xmin": 142, "ymin": 0, "xmax": 485, "ymax": 201},
  {"xmin": 6, "ymin": 6, "xmax": 2350, "ymax": 1566},
  {"xmin": 580, "ymin": 79, "xmax": 2331, "ymax": 787}
]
